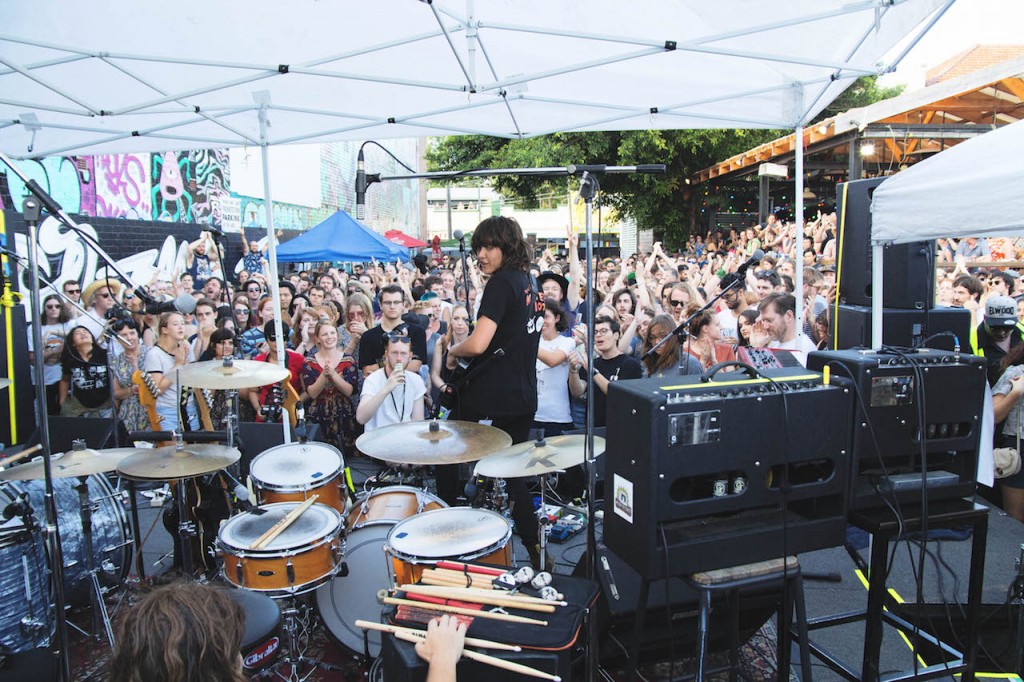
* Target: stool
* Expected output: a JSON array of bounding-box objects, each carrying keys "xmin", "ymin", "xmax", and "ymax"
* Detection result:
[{"xmin": 687, "ymin": 557, "xmax": 812, "ymax": 682}]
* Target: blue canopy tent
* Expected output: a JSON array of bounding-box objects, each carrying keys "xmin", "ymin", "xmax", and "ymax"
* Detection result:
[{"xmin": 275, "ymin": 209, "xmax": 408, "ymax": 263}]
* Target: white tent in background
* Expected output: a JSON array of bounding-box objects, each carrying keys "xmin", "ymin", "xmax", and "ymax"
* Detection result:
[
  {"xmin": 871, "ymin": 119, "xmax": 1024, "ymax": 244},
  {"xmin": 1, "ymin": 0, "xmax": 953, "ymax": 444}
]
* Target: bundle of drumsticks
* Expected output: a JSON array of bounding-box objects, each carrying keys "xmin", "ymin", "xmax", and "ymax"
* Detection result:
[{"xmin": 359, "ymin": 560, "xmax": 567, "ymax": 681}]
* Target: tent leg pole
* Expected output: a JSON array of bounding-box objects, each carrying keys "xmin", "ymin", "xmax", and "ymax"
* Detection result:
[
  {"xmin": 256, "ymin": 100, "xmax": 290, "ymax": 445},
  {"xmin": 871, "ymin": 244, "xmax": 884, "ymax": 349}
]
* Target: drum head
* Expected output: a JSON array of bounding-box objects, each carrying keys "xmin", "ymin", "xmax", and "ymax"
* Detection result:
[
  {"xmin": 220, "ymin": 503, "xmax": 341, "ymax": 552},
  {"xmin": 250, "ymin": 443, "xmax": 343, "ymax": 488},
  {"xmin": 387, "ymin": 508, "xmax": 510, "ymax": 560},
  {"xmin": 316, "ymin": 524, "xmax": 393, "ymax": 657}
]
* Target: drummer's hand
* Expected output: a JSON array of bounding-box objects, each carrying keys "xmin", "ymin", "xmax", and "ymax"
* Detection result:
[{"xmin": 415, "ymin": 615, "xmax": 466, "ymax": 671}]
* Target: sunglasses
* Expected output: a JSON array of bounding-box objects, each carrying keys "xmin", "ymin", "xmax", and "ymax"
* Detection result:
[
  {"xmin": 234, "ymin": 308, "xmax": 250, "ymax": 315},
  {"xmin": 385, "ymin": 333, "xmax": 412, "ymax": 344},
  {"xmin": 45, "ymin": 303, "xmax": 61, "ymax": 309},
  {"xmin": 65, "ymin": 288, "xmax": 81, "ymax": 294},
  {"xmin": 123, "ymin": 293, "xmax": 135, "ymax": 300},
  {"xmin": 670, "ymin": 299, "xmax": 686, "ymax": 307},
  {"xmin": 97, "ymin": 292, "xmax": 112, "ymax": 298}
]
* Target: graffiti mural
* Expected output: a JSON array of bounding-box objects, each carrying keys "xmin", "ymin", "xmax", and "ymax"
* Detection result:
[
  {"xmin": 0, "ymin": 156, "xmax": 95, "ymax": 216},
  {"xmin": 152, "ymin": 151, "xmax": 193, "ymax": 223},
  {"xmin": 190, "ymin": 149, "xmax": 229, "ymax": 228},
  {"xmin": 95, "ymin": 153, "xmax": 152, "ymax": 220}
]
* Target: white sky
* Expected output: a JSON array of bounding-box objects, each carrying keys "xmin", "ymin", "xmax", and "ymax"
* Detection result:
[{"xmin": 880, "ymin": 0, "xmax": 1024, "ymax": 89}]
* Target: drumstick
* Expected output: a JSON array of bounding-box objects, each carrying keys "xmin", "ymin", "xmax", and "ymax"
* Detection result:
[
  {"xmin": 421, "ymin": 572, "xmax": 495, "ymax": 590},
  {"xmin": 398, "ymin": 586, "xmax": 556, "ymax": 613},
  {"xmin": 250, "ymin": 495, "xmax": 319, "ymax": 550},
  {"xmin": 401, "ymin": 584, "xmax": 566, "ymax": 607},
  {"xmin": 0, "ymin": 444, "xmax": 42, "ymax": 468},
  {"xmin": 426, "ymin": 568, "xmax": 497, "ymax": 588},
  {"xmin": 354, "ymin": 619, "xmax": 521, "ymax": 652},
  {"xmin": 436, "ymin": 560, "xmax": 507, "ymax": 576},
  {"xmin": 392, "ymin": 631, "xmax": 560, "ymax": 681},
  {"xmin": 383, "ymin": 597, "xmax": 548, "ymax": 626}
]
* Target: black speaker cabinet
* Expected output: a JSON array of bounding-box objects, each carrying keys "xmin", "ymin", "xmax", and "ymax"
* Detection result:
[
  {"xmin": 603, "ymin": 369, "xmax": 851, "ymax": 578},
  {"xmin": 806, "ymin": 348, "xmax": 985, "ymax": 509},
  {"xmin": 831, "ymin": 304, "xmax": 972, "ymax": 352},
  {"xmin": 47, "ymin": 416, "xmax": 117, "ymax": 452},
  {"xmin": 836, "ymin": 177, "xmax": 934, "ymax": 310}
]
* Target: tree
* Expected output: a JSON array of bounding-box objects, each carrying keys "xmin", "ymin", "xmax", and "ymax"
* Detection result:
[
  {"xmin": 426, "ymin": 128, "xmax": 778, "ymax": 248},
  {"xmin": 811, "ymin": 75, "xmax": 904, "ymax": 123}
]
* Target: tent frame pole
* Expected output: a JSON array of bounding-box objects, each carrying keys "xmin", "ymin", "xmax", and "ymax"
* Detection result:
[{"xmin": 257, "ymin": 99, "xmax": 291, "ymax": 445}]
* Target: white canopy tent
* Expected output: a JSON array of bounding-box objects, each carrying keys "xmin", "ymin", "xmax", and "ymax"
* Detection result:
[{"xmin": 0, "ymin": 0, "xmax": 952, "ymax": 445}]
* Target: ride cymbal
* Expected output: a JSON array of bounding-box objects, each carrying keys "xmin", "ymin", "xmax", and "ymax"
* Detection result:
[
  {"xmin": 174, "ymin": 359, "xmax": 290, "ymax": 390},
  {"xmin": 0, "ymin": 447, "xmax": 138, "ymax": 480},
  {"xmin": 356, "ymin": 420, "xmax": 512, "ymax": 465},
  {"xmin": 474, "ymin": 435, "xmax": 605, "ymax": 479},
  {"xmin": 117, "ymin": 443, "xmax": 240, "ymax": 480}
]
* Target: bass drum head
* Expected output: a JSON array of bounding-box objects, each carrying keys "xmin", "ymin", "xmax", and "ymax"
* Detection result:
[{"xmin": 315, "ymin": 524, "xmax": 392, "ymax": 658}]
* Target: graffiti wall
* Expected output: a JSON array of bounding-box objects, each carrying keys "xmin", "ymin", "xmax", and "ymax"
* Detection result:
[{"xmin": 0, "ymin": 139, "xmax": 420, "ymax": 236}]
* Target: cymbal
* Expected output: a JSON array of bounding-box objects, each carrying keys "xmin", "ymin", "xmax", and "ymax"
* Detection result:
[
  {"xmin": 356, "ymin": 420, "xmax": 512, "ymax": 465},
  {"xmin": 117, "ymin": 443, "xmax": 240, "ymax": 480},
  {"xmin": 0, "ymin": 447, "xmax": 138, "ymax": 480},
  {"xmin": 174, "ymin": 359, "xmax": 290, "ymax": 390},
  {"xmin": 474, "ymin": 435, "xmax": 606, "ymax": 479}
]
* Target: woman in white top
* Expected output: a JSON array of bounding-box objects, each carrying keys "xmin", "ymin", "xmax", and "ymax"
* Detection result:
[
  {"xmin": 532, "ymin": 299, "xmax": 577, "ymax": 436},
  {"xmin": 143, "ymin": 311, "xmax": 197, "ymax": 431},
  {"xmin": 33, "ymin": 293, "xmax": 70, "ymax": 415}
]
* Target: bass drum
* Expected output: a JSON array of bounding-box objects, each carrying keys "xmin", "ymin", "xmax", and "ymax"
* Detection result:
[
  {"xmin": 315, "ymin": 524, "xmax": 393, "ymax": 658},
  {"xmin": 0, "ymin": 517, "xmax": 50, "ymax": 653},
  {"xmin": 1, "ymin": 474, "xmax": 131, "ymax": 605}
]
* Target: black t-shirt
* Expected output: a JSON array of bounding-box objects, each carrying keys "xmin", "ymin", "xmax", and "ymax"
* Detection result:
[
  {"xmin": 578, "ymin": 353, "xmax": 643, "ymax": 427},
  {"xmin": 357, "ymin": 321, "xmax": 428, "ymax": 371},
  {"xmin": 458, "ymin": 269, "xmax": 542, "ymax": 419},
  {"xmin": 63, "ymin": 348, "xmax": 110, "ymax": 408}
]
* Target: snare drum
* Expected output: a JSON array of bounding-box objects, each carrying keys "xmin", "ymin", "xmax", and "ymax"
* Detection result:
[
  {"xmin": 218, "ymin": 502, "xmax": 344, "ymax": 597},
  {"xmin": 386, "ymin": 508, "xmax": 513, "ymax": 585},
  {"xmin": 249, "ymin": 442, "xmax": 348, "ymax": 514},
  {"xmin": 346, "ymin": 485, "xmax": 446, "ymax": 531}
]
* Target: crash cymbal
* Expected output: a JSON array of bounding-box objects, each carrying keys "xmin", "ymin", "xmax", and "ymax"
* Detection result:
[
  {"xmin": 117, "ymin": 443, "xmax": 240, "ymax": 480},
  {"xmin": 355, "ymin": 420, "xmax": 512, "ymax": 466},
  {"xmin": 474, "ymin": 435, "xmax": 606, "ymax": 479},
  {"xmin": 174, "ymin": 359, "xmax": 290, "ymax": 390},
  {"xmin": 0, "ymin": 447, "xmax": 138, "ymax": 481}
]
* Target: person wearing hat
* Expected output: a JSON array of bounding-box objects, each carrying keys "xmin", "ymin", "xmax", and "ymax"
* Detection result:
[
  {"xmin": 970, "ymin": 295, "xmax": 1024, "ymax": 387},
  {"xmin": 249, "ymin": 321, "xmax": 305, "ymax": 422},
  {"xmin": 79, "ymin": 279, "xmax": 122, "ymax": 350},
  {"xmin": 537, "ymin": 271, "xmax": 575, "ymax": 337}
]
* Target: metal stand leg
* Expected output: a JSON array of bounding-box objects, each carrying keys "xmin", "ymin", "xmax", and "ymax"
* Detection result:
[
  {"xmin": 75, "ymin": 477, "xmax": 115, "ymax": 647},
  {"xmin": 127, "ymin": 480, "xmax": 146, "ymax": 580},
  {"xmin": 861, "ymin": 531, "xmax": 888, "ymax": 681},
  {"xmin": 962, "ymin": 513, "xmax": 988, "ymax": 682}
]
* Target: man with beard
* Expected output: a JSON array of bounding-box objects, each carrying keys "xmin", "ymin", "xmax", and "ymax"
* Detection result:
[
  {"xmin": 715, "ymin": 272, "xmax": 748, "ymax": 344},
  {"xmin": 749, "ymin": 292, "xmax": 816, "ymax": 366}
]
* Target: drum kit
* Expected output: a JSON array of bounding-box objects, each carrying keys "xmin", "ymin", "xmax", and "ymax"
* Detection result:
[{"xmin": 0, "ymin": 354, "xmax": 605, "ymax": 678}]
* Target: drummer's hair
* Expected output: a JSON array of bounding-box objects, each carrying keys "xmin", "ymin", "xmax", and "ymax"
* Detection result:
[{"xmin": 109, "ymin": 581, "xmax": 246, "ymax": 682}]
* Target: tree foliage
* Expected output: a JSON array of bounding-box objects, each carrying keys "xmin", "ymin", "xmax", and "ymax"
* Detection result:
[{"xmin": 425, "ymin": 77, "xmax": 901, "ymax": 246}]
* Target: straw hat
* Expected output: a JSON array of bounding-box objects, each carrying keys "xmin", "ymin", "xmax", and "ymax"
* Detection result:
[{"xmin": 82, "ymin": 279, "xmax": 122, "ymax": 305}]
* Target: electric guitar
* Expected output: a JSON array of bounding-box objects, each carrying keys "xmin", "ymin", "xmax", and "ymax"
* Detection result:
[{"xmin": 132, "ymin": 370, "xmax": 163, "ymax": 433}]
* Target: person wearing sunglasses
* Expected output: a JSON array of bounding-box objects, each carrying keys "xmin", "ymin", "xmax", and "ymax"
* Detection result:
[
  {"xmin": 356, "ymin": 285, "xmax": 427, "ymax": 379},
  {"xmin": 31, "ymin": 293, "xmax": 72, "ymax": 414},
  {"xmin": 79, "ymin": 279, "xmax": 122, "ymax": 349},
  {"xmin": 61, "ymin": 279, "xmax": 83, "ymax": 318},
  {"xmin": 444, "ymin": 216, "xmax": 545, "ymax": 568},
  {"xmin": 356, "ymin": 333, "xmax": 425, "ymax": 432}
]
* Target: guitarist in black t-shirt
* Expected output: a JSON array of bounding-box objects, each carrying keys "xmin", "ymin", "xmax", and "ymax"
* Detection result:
[{"xmin": 445, "ymin": 216, "xmax": 545, "ymax": 567}]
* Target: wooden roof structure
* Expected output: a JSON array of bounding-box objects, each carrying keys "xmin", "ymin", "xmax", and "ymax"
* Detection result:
[{"xmin": 693, "ymin": 49, "xmax": 1024, "ymax": 186}]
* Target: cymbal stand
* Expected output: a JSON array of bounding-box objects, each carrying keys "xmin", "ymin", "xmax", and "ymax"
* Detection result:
[
  {"xmin": 74, "ymin": 476, "xmax": 116, "ymax": 647},
  {"xmin": 169, "ymin": 428, "xmax": 197, "ymax": 578}
]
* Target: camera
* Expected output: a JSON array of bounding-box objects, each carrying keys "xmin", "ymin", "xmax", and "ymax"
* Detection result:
[{"xmin": 105, "ymin": 305, "xmax": 134, "ymax": 322}]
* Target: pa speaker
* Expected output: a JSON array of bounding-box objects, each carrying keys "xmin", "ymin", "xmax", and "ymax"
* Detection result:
[
  {"xmin": 831, "ymin": 304, "xmax": 971, "ymax": 352},
  {"xmin": 47, "ymin": 416, "xmax": 116, "ymax": 452},
  {"xmin": 836, "ymin": 177, "xmax": 934, "ymax": 310}
]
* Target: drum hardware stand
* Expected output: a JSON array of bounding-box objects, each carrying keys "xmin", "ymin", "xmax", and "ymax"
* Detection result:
[
  {"xmin": 260, "ymin": 597, "xmax": 347, "ymax": 681},
  {"xmin": 73, "ymin": 474, "xmax": 117, "ymax": 646}
]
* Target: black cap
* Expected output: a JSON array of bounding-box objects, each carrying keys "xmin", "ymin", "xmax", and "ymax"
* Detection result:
[
  {"xmin": 263, "ymin": 320, "xmax": 290, "ymax": 340},
  {"xmin": 537, "ymin": 271, "xmax": 569, "ymax": 299}
]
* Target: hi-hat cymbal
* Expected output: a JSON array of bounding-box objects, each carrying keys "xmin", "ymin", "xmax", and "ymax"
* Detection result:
[
  {"xmin": 174, "ymin": 359, "xmax": 290, "ymax": 390},
  {"xmin": 117, "ymin": 443, "xmax": 240, "ymax": 480},
  {"xmin": 474, "ymin": 435, "xmax": 606, "ymax": 479},
  {"xmin": 355, "ymin": 420, "xmax": 512, "ymax": 465},
  {"xmin": 0, "ymin": 447, "xmax": 138, "ymax": 481}
]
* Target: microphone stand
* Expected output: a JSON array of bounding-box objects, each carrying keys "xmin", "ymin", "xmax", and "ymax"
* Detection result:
[
  {"xmin": 21, "ymin": 197, "xmax": 72, "ymax": 682},
  {"xmin": 457, "ymin": 232, "xmax": 471, "ymax": 318}
]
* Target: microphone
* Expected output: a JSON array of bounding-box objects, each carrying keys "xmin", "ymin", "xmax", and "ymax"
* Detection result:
[
  {"xmin": 355, "ymin": 148, "xmax": 367, "ymax": 220},
  {"xmin": 218, "ymin": 469, "xmax": 256, "ymax": 510},
  {"xmin": 143, "ymin": 292, "xmax": 197, "ymax": 316},
  {"xmin": 205, "ymin": 225, "xmax": 225, "ymax": 237},
  {"xmin": 454, "ymin": 230, "xmax": 466, "ymax": 253},
  {"xmin": 735, "ymin": 249, "xmax": 765, "ymax": 275}
]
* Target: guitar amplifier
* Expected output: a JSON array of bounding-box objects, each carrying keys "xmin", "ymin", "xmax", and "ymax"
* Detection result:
[
  {"xmin": 806, "ymin": 348, "xmax": 985, "ymax": 509},
  {"xmin": 603, "ymin": 368, "xmax": 852, "ymax": 579}
]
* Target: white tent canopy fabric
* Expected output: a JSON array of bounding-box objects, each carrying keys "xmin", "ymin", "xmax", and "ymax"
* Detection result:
[
  {"xmin": 1, "ymin": 0, "xmax": 948, "ymax": 158},
  {"xmin": 871, "ymin": 119, "xmax": 1024, "ymax": 244}
]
